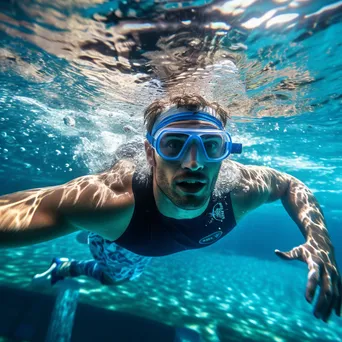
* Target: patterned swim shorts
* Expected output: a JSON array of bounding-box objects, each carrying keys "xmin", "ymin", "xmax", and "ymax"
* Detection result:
[{"xmin": 88, "ymin": 233, "xmax": 152, "ymax": 282}]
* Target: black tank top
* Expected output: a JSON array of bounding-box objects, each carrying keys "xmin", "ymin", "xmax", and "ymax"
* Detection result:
[{"xmin": 114, "ymin": 171, "xmax": 237, "ymax": 256}]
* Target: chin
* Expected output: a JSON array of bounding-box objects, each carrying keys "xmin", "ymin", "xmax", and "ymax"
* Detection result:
[{"xmin": 173, "ymin": 194, "xmax": 209, "ymax": 210}]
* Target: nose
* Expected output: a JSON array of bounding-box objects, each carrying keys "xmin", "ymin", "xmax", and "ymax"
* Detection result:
[{"xmin": 180, "ymin": 143, "xmax": 204, "ymax": 171}]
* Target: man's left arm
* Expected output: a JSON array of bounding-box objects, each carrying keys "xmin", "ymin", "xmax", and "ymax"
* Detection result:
[
  {"xmin": 276, "ymin": 172, "xmax": 341, "ymax": 322},
  {"xmin": 232, "ymin": 164, "xmax": 341, "ymax": 322}
]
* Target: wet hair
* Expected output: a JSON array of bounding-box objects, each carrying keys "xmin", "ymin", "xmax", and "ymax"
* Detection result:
[{"xmin": 143, "ymin": 94, "xmax": 230, "ymax": 134}]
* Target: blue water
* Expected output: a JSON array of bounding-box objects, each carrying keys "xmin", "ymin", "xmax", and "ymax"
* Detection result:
[{"xmin": 0, "ymin": 0, "xmax": 341, "ymax": 341}]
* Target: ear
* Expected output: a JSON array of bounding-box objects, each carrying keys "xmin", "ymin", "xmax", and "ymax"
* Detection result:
[{"xmin": 144, "ymin": 140, "xmax": 156, "ymax": 167}]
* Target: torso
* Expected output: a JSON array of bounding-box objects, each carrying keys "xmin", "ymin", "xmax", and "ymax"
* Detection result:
[
  {"xmin": 97, "ymin": 159, "xmax": 249, "ymax": 247},
  {"xmin": 113, "ymin": 170, "xmax": 237, "ymax": 256}
]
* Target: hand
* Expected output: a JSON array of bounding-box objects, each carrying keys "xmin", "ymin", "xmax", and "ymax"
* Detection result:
[{"xmin": 275, "ymin": 242, "xmax": 342, "ymax": 322}]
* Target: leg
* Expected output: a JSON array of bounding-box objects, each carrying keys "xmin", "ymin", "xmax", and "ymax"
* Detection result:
[
  {"xmin": 33, "ymin": 233, "xmax": 151, "ymax": 287},
  {"xmin": 61, "ymin": 259, "xmax": 130, "ymax": 286},
  {"xmin": 59, "ymin": 259, "xmax": 107, "ymax": 284},
  {"xmin": 32, "ymin": 257, "xmax": 107, "ymax": 287},
  {"xmin": 87, "ymin": 233, "xmax": 152, "ymax": 285}
]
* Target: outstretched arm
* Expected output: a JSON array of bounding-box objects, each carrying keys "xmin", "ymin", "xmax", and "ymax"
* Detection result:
[
  {"xmin": 278, "ymin": 174, "xmax": 341, "ymax": 322},
  {"xmin": 0, "ymin": 161, "xmax": 135, "ymax": 247},
  {"xmin": 231, "ymin": 164, "xmax": 341, "ymax": 322}
]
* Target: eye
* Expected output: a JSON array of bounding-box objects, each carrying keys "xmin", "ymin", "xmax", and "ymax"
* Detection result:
[
  {"xmin": 161, "ymin": 134, "xmax": 187, "ymax": 148},
  {"xmin": 204, "ymin": 140, "xmax": 219, "ymax": 151},
  {"xmin": 159, "ymin": 134, "xmax": 187, "ymax": 157},
  {"xmin": 166, "ymin": 139, "xmax": 183, "ymax": 149}
]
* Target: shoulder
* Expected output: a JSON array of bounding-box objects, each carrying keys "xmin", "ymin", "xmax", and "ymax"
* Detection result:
[
  {"xmin": 221, "ymin": 161, "xmax": 290, "ymax": 222},
  {"xmin": 226, "ymin": 161, "xmax": 289, "ymax": 194},
  {"xmin": 98, "ymin": 159, "xmax": 136, "ymax": 194},
  {"xmin": 64, "ymin": 159, "xmax": 137, "ymax": 211},
  {"xmin": 53, "ymin": 160, "xmax": 137, "ymax": 240}
]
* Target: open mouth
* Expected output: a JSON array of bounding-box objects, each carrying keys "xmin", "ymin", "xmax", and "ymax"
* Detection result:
[{"xmin": 175, "ymin": 180, "xmax": 206, "ymax": 193}]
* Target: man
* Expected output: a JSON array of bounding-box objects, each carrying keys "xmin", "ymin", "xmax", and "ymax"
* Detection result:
[{"xmin": 0, "ymin": 94, "xmax": 340, "ymax": 323}]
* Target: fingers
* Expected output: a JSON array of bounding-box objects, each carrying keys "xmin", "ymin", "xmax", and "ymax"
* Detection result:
[
  {"xmin": 322, "ymin": 292, "xmax": 336, "ymax": 323},
  {"xmin": 306, "ymin": 265, "xmax": 320, "ymax": 304},
  {"xmin": 276, "ymin": 244, "xmax": 342, "ymax": 321},
  {"xmin": 322, "ymin": 294, "xmax": 336, "ymax": 323},
  {"xmin": 308, "ymin": 266, "xmax": 342, "ymax": 322},
  {"xmin": 313, "ymin": 270, "xmax": 333, "ymax": 321},
  {"xmin": 275, "ymin": 248, "xmax": 296, "ymax": 260}
]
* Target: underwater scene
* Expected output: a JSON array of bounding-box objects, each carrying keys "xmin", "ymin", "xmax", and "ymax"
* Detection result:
[{"xmin": 0, "ymin": 0, "xmax": 341, "ymax": 341}]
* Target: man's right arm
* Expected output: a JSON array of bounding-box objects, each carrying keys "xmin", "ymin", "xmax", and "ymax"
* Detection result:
[{"xmin": 0, "ymin": 161, "xmax": 135, "ymax": 248}]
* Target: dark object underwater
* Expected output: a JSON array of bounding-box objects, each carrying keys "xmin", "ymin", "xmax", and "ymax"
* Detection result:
[{"xmin": 0, "ymin": 285, "xmax": 201, "ymax": 341}]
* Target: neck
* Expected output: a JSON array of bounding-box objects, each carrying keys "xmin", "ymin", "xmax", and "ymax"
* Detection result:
[{"xmin": 152, "ymin": 180, "xmax": 210, "ymax": 219}]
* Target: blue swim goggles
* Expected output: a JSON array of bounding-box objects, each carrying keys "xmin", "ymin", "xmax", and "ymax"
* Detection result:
[{"xmin": 146, "ymin": 112, "xmax": 242, "ymax": 162}]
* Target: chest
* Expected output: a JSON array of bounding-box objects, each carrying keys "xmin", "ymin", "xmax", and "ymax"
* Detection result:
[{"xmin": 131, "ymin": 196, "xmax": 237, "ymax": 256}]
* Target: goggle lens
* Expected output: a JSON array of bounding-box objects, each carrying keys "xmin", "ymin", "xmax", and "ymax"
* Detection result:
[
  {"xmin": 201, "ymin": 134, "xmax": 225, "ymax": 158},
  {"xmin": 158, "ymin": 131, "xmax": 227, "ymax": 160},
  {"xmin": 159, "ymin": 133, "xmax": 188, "ymax": 158}
]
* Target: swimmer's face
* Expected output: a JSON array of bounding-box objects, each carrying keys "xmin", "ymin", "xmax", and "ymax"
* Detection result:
[{"xmin": 145, "ymin": 120, "xmax": 222, "ymax": 210}]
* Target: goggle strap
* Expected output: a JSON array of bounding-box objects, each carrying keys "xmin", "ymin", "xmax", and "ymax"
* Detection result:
[
  {"xmin": 231, "ymin": 143, "xmax": 242, "ymax": 154},
  {"xmin": 151, "ymin": 112, "xmax": 224, "ymax": 136},
  {"xmin": 146, "ymin": 132, "xmax": 153, "ymax": 144}
]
